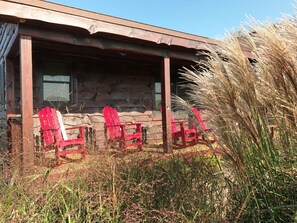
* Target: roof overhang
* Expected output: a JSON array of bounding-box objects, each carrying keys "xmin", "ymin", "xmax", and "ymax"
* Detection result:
[{"xmin": 0, "ymin": 0, "xmax": 218, "ymax": 51}]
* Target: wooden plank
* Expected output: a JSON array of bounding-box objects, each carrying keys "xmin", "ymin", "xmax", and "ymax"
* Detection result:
[
  {"xmin": 20, "ymin": 35, "xmax": 34, "ymax": 174},
  {"xmin": 0, "ymin": 0, "xmax": 216, "ymax": 49},
  {"xmin": 6, "ymin": 59, "xmax": 15, "ymax": 115},
  {"xmin": 161, "ymin": 57, "xmax": 172, "ymax": 153},
  {"xmin": 18, "ymin": 25, "xmax": 198, "ymax": 61}
]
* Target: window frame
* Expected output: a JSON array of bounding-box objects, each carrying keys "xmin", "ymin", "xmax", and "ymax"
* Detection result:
[
  {"xmin": 41, "ymin": 60, "xmax": 73, "ymax": 106},
  {"xmin": 153, "ymin": 75, "xmax": 186, "ymax": 111}
]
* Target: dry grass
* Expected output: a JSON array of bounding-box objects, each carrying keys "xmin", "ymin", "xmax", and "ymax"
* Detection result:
[
  {"xmin": 28, "ymin": 143, "xmax": 214, "ymax": 183},
  {"xmin": 177, "ymin": 16, "xmax": 297, "ymax": 222}
]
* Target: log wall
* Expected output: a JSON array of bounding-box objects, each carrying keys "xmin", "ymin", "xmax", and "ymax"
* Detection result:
[
  {"xmin": 74, "ymin": 61, "xmax": 155, "ymax": 113},
  {"xmin": 28, "ymin": 56, "xmax": 166, "ymax": 148}
]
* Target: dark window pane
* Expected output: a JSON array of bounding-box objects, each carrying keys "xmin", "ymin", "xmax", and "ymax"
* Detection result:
[{"xmin": 43, "ymin": 62, "xmax": 69, "ymax": 75}]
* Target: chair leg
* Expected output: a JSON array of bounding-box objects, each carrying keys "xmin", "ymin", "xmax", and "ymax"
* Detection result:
[
  {"xmin": 182, "ymin": 135, "xmax": 187, "ymax": 148},
  {"xmin": 55, "ymin": 148, "xmax": 61, "ymax": 166},
  {"xmin": 119, "ymin": 139, "xmax": 126, "ymax": 152},
  {"xmin": 137, "ymin": 143, "xmax": 143, "ymax": 151},
  {"xmin": 82, "ymin": 147, "xmax": 86, "ymax": 160}
]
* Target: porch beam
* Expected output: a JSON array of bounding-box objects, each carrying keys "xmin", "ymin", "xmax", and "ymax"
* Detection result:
[
  {"xmin": 20, "ymin": 35, "xmax": 34, "ymax": 173},
  {"xmin": 5, "ymin": 58, "xmax": 15, "ymax": 115},
  {"xmin": 18, "ymin": 25, "xmax": 198, "ymax": 61},
  {"xmin": 161, "ymin": 57, "xmax": 172, "ymax": 153}
]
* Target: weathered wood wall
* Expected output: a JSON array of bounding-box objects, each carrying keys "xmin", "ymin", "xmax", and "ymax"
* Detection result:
[
  {"xmin": 74, "ymin": 61, "xmax": 155, "ymax": 113},
  {"xmin": 0, "ymin": 23, "xmax": 18, "ymax": 117},
  {"xmin": 27, "ymin": 56, "xmax": 166, "ymax": 148},
  {"xmin": 10, "ymin": 48, "xmax": 190, "ymax": 150},
  {"xmin": 0, "ymin": 23, "xmax": 18, "ymax": 148}
]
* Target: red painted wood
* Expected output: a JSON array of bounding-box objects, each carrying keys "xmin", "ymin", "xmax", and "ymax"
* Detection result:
[
  {"xmin": 38, "ymin": 106, "xmax": 87, "ymax": 165},
  {"xmin": 191, "ymin": 107, "xmax": 208, "ymax": 131},
  {"xmin": 102, "ymin": 106, "xmax": 142, "ymax": 151},
  {"xmin": 191, "ymin": 107, "xmax": 216, "ymax": 144},
  {"xmin": 171, "ymin": 114, "xmax": 197, "ymax": 148}
]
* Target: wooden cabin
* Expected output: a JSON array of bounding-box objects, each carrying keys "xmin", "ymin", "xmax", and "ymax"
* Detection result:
[{"xmin": 0, "ymin": 0, "xmax": 224, "ymax": 171}]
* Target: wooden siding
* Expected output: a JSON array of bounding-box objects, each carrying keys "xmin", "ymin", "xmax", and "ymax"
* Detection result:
[
  {"xmin": 24, "ymin": 54, "xmax": 169, "ymax": 148},
  {"xmin": 0, "ymin": 0, "xmax": 216, "ymax": 51},
  {"xmin": 31, "ymin": 57, "xmax": 157, "ymax": 113}
]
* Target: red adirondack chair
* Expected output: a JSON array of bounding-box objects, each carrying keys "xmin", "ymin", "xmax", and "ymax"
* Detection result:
[
  {"xmin": 191, "ymin": 107, "xmax": 216, "ymax": 144},
  {"xmin": 102, "ymin": 106, "xmax": 142, "ymax": 151},
  {"xmin": 38, "ymin": 106, "xmax": 87, "ymax": 166},
  {"xmin": 171, "ymin": 114, "xmax": 197, "ymax": 148}
]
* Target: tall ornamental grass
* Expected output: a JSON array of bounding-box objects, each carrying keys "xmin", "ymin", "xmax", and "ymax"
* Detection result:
[{"xmin": 179, "ymin": 16, "xmax": 297, "ymax": 222}]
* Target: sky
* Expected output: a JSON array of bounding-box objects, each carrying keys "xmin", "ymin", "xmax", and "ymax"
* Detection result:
[{"xmin": 48, "ymin": 0, "xmax": 295, "ymax": 38}]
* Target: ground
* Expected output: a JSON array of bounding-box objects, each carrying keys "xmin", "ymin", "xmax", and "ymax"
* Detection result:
[{"xmin": 28, "ymin": 143, "xmax": 220, "ymax": 183}]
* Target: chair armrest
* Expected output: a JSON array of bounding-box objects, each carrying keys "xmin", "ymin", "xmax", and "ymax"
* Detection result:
[
  {"xmin": 65, "ymin": 126, "xmax": 87, "ymax": 138},
  {"xmin": 121, "ymin": 123, "xmax": 142, "ymax": 133},
  {"xmin": 41, "ymin": 128, "xmax": 59, "ymax": 133},
  {"xmin": 64, "ymin": 126, "xmax": 87, "ymax": 130},
  {"xmin": 121, "ymin": 123, "xmax": 142, "ymax": 127},
  {"xmin": 172, "ymin": 121, "xmax": 185, "ymax": 129},
  {"xmin": 105, "ymin": 124, "xmax": 122, "ymax": 127}
]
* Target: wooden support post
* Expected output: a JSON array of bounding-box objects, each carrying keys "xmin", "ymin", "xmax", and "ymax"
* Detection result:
[
  {"xmin": 161, "ymin": 57, "xmax": 172, "ymax": 153},
  {"xmin": 6, "ymin": 59, "xmax": 15, "ymax": 115},
  {"xmin": 20, "ymin": 35, "xmax": 34, "ymax": 173}
]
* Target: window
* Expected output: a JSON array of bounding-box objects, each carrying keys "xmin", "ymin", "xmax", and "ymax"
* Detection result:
[
  {"xmin": 154, "ymin": 82, "xmax": 161, "ymax": 110},
  {"xmin": 153, "ymin": 76, "xmax": 187, "ymax": 110},
  {"xmin": 42, "ymin": 61, "xmax": 72, "ymax": 104}
]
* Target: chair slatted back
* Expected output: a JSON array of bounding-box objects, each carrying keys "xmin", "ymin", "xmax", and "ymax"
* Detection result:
[
  {"xmin": 170, "ymin": 115, "xmax": 180, "ymax": 133},
  {"xmin": 192, "ymin": 107, "xmax": 208, "ymax": 131},
  {"xmin": 56, "ymin": 110, "xmax": 68, "ymax": 140},
  {"xmin": 38, "ymin": 107, "xmax": 63, "ymax": 147},
  {"xmin": 102, "ymin": 106, "xmax": 122, "ymax": 139}
]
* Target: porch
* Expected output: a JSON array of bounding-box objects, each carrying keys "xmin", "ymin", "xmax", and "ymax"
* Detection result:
[{"xmin": 0, "ymin": 0, "xmax": 218, "ymax": 173}]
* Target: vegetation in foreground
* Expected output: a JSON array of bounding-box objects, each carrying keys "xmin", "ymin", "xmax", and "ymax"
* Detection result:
[
  {"xmin": 0, "ymin": 155, "xmax": 226, "ymax": 223},
  {"xmin": 1, "ymin": 13, "xmax": 297, "ymax": 223},
  {"xmin": 177, "ymin": 15, "xmax": 297, "ymax": 222}
]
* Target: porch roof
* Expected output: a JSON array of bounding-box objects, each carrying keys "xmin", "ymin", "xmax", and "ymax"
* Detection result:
[{"xmin": 0, "ymin": 0, "xmax": 217, "ymax": 51}]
